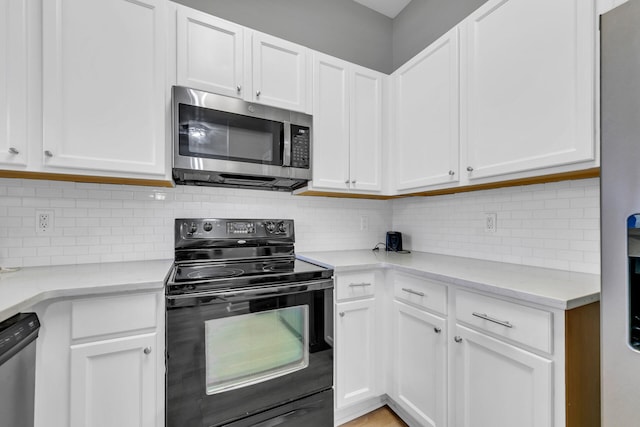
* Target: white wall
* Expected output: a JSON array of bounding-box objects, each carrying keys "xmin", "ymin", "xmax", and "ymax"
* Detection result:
[
  {"xmin": 0, "ymin": 178, "xmax": 391, "ymax": 267},
  {"xmin": 0, "ymin": 177, "xmax": 601, "ymax": 274},
  {"xmin": 392, "ymin": 178, "xmax": 600, "ymax": 274}
]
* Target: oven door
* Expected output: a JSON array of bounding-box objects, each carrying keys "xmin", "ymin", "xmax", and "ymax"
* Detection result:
[{"xmin": 166, "ymin": 280, "xmax": 334, "ymax": 427}]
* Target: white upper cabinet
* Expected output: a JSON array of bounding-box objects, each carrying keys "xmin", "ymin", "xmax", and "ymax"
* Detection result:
[
  {"xmin": 311, "ymin": 52, "xmax": 384, "ymax": 193},
  {"xmin": 173, "ymin": 6, "xmax": 311, "ymax": 113},
  {"xmin": 42, "ymin": 0, "xmax": 167, "ymax": 177},
  {"xmin": 350, "ymin": 65, "xmax": 383, "ymax": 192},
  {"xmin": 312, "ymin": 54, "xmax": 350, "ymax": 190},
  {"xmin": 394, "ymin": 28, "xmax": 460, "ymax": 192},
  {"xmin": 0, "ymin": 0, "xmax": 28, "ymax": 168},
  {"xmin": 460, "ymin": 0, "xmax": 595, "ymax": 180},
  {"xmin": 250, "ymin": 32, "xmax": 311, "ymax": 113},
  {"xmin": 176, "ymin": 7, "xmax": 244, "ymax": 98}
]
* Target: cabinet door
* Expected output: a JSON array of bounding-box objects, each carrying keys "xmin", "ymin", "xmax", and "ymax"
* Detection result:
[
  {"xmin": 312, "ymin": 53, "xmax": 350, "ymax": 190},
  {"xmin": 335, "ymin": 298, "xmax": 378, "ymax": 408},
  {"xmin": 394, "ymin": 27, "xmax": 459, "ymax": 192},
  {"xmin": 461, "ymin": 0, "xmax": 595, "ymax": 179},
  {"xmin": 392, "ymin": 301, "xmax": 447, "ymax": 427},
  {"xmin": 176, "ymin": 6, "xmax": 243, "ymax": 98},
  {"xmin": 0, "ymin": 0, "xmax": 28, "ymax": 167},
  {"xmin": 350, "ymin": 65, "xmax": 383, "ymax": 192},
  {"xmin": 453, "ymin": 325, "xmax": 552, "ymax": 427},
  {"xmin": 251, "ymin": 32, "xmax": 310, "ymax": 112},
  {"xmin": 69, "ymin": 333, "xmax": 157, "ymax": 427},
  {"xmin": 42, "ymin": 0, "xmax": 166, "ymax": 176}
]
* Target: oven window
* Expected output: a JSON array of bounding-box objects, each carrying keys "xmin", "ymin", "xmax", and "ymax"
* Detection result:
[
  {"xmin": 204, "ymin": 305, "xmax": 309, "ymax": 394},
  {"xmin": 178, "ymin": 103, "xmax": 283, "ymax": 165}
]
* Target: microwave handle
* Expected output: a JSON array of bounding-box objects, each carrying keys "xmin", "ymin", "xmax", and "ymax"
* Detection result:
[{"xmin": 283, "ymin": 121, "xmax": 292, "ymax": 167}]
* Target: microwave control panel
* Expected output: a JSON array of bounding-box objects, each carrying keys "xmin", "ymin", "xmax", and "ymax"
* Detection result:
[{"xmin": 290, "ymin": 125, "xmax": 310, "ymax": 169}]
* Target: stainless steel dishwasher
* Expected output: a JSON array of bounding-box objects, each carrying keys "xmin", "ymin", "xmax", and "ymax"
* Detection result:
[{"xmin": 0, "ymin": 313, "xmax": 40, "ymax": 427}]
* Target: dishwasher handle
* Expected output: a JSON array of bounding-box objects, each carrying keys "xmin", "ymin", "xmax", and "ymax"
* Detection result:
[{"xmin": 0, "ymin": 313, "xmax": 40, "ymax": 366}]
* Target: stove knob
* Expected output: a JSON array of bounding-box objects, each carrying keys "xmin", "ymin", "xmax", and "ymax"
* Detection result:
[
  {"xmin": 189, "ymin": 222, "xmax": 198, "ymax": 234},
  {"xmin": 277, "ymin": 222, "xmax": 286, "ymax": 233},
  {"xmin": 203, "ymin": 222, "xmax": 213, "ymax": 232},
  {"xmin": 265, "ymin": 221, "xmax": 276, "ymax": 233}
]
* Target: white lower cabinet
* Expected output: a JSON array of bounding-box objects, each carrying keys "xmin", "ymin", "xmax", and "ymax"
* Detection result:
[
  {"xmin": 34, "ymin": 290, "xmax": 164, "ymax": 427},
  {"xmin": 453, "ymin": 325, "xmax": 552, "ymax": 427},
  {"xmin": 391, "ymin": 301, "xmax": 446, "ymax": 427},
  {"xmin": 335, "ymin": 297, "xmax": 378, "ymax": 408},
  {"xmin": 70, "ymin": 333, "xmax": 158, "ymax": 427},
  {"xmin": 335, "ymin": 270, "xmax": 599, "ymax": 427}
]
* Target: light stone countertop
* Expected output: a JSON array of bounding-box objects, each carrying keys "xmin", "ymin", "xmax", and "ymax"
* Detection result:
[
  {"xmin": 297, "ymin": 250, "xmax": 600, "ymax": 310},
  {"xmin": 0, "ymin": 259, "xmax": 173, "ymax": 322}
]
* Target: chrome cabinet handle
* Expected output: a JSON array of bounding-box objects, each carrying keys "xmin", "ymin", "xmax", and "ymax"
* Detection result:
[
  {"xmin": 402, "ymin": 287, "xmax": 425, "ymax": 297},
  {"xmin": 256, "ymin": 90, "xmax": 261, "ymax": 97},
  {"xmin": 143, "ymin": 347, "xmax": 152, "ymax": 355},
  {"xmin": 434, "ymin": 327, "xmax": 442, "ymax": 334},
  {"xmin": 472, "ymin": 312, "xmax": 513, "ymax": 328},
  {"xmin": 44, "ymin": 150, "xmax": 53, "ymax": 157},
  {"xmin": 351, "ymin": 180, "xmax": 356, "ymax": 184},
  {"xmin": 454, "ymin": 336, "xmax": 463, "ymax": 343},
  {"xmin": 8, "ymin": 147, "xmax": 19, "ymax": 155},
  {"xmin": 349, "ymin": 283, "xmax": 372, "ymax": 287},
  {"xmin": 237, "ymin": 85, "xmax": 242, "ymax": 93},
  {"xmin": 339, "ymin": 312, "xmax": 345, "ymax": 317},
  {"xmin": 466, "ymin": 166, "xmax": 473, "ymax": 172},
  {"xmin": 448, "ymin": 170, "xmax": 455, "ymax": 176},
  {"xmin": 345, "ymin": 180, "xmax": 349, "ymax": 184}
]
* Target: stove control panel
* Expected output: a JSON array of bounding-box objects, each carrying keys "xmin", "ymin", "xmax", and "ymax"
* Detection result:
[
  {"xmin": 227, "ymin": 222, "xmax": 256, "ymax": 234},
  {"xmin": 176, "ymin": 218, "xmax": 295, "ymax": 243}
]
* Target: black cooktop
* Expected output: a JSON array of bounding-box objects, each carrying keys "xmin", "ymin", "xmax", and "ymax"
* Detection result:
[{"xmin": 167, "ymin": 258, "xmax": 332, "ymax": 295}]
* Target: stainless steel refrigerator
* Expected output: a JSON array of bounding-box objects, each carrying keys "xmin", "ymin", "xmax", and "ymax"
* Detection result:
[{"xmin": 601, "ymin": 1, "xmax": 640, "ymax": 425}]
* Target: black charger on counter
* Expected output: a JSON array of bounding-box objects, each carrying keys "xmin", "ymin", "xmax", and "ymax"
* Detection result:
[
  {"xmin": 386, "ymin": 231, "xmax": 403, "ymax": 252},
  {"xmin": 372, "ymin": 232, "xmax": 410, "ymax": 253}
]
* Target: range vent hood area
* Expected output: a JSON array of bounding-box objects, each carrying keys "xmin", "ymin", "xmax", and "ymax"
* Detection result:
[{"xmin": 172, "ymin": 169, "xmax": 309, "ymax": 192}]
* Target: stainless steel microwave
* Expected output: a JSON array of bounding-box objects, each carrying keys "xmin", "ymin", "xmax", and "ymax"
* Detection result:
[{"xmin": 172, "ymin": 86, "xmax": 312, "ymax": 191}]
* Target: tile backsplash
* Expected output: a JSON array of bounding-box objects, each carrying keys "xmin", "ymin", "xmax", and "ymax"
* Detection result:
[
  {"xmin": 0, "ymin": 178, "xmax": 391, "ymax": 267},
  {"xmin": 0, "ymin": 177, "xmax": 601, "ymax": 274},
  {"xmin": 392, "ymin": 178, "xmax": 600, "ymax": 274}
]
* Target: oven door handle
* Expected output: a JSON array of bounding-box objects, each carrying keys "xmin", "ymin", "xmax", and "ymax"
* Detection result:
[{"xmin": 166, "ymin": 279, "xmax": 333, "ymax": 306}]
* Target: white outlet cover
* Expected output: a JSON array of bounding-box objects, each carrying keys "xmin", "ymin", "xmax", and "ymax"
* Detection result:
[
  {"xmin": 36, "ymin": 210, "xmax": 55, "ymax": 235},
  {"xmin": 484, "ymin": 212, "xmax": 497, "ymax": 233}
]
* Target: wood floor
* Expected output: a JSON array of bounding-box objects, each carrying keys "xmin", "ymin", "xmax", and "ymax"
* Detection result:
[{"xmin": 339, "ymin": 406, "xmax": 408, "ymax": 427}]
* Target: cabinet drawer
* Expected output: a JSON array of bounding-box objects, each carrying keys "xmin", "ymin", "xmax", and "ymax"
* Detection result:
[
  {"xmin": 336, "ymin": 271, "xmax": 376, "ymax": 301},
  {"xmin": 71, "ymin": 293, "xmax": 158, "ymax": 340},
  {"xmin": 456, "ymin": 289, "xmax": 553, "ymax": 353},
  {"xmin": 393, "ymin": 272, "xmax": 447, "ymax": 315}
]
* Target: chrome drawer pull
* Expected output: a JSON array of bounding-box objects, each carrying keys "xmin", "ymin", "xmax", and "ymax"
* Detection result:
[
  {"xmin": 349, "ymin": 283, "xmax": 372, "ymax": 287},
  {"xmin": 472, "ymin": 312, "xmax": 513, "ymax": 328},
  {"xmin": 402, "ymin": 288, "xmax": 425, "ymax": 297}
]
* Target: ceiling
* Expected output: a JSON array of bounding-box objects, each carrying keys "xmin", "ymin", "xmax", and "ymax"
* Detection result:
[{"xmin": 352, "ymin": 0, "xmax": 413, "ymax": 18}]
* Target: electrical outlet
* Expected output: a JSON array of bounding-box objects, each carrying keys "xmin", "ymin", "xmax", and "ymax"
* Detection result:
[
  {"xmin": 360, "ymin": 215, "xmax": 369, "ymax": 231},
  {"xmin": 484, "ymin": 212, "xmax": 497, "ymax": 233},
  {"xmin": 36, "ymin": 210, "xmax": 54, "ymax": 235}
]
